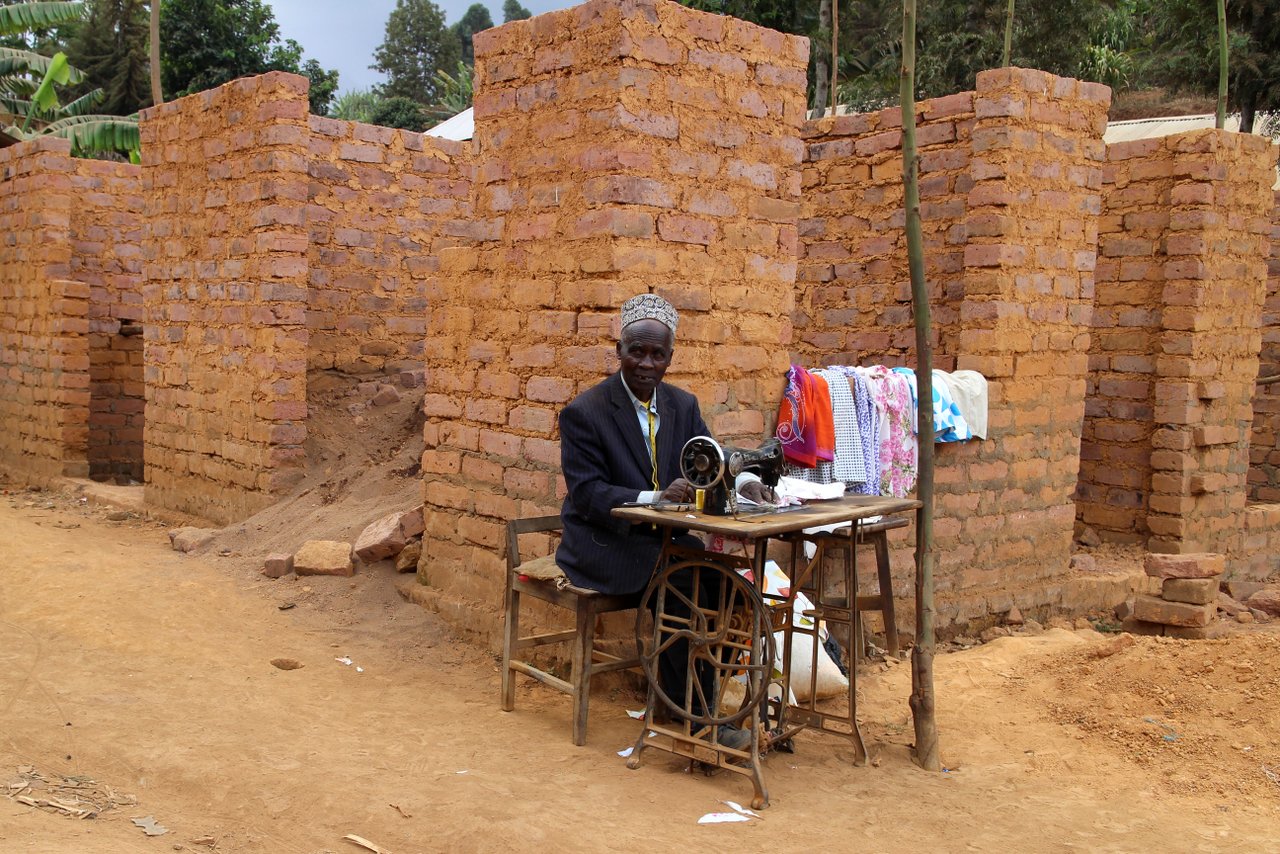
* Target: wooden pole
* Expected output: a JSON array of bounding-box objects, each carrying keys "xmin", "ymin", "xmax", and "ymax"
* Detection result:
[
  {"xmin": 150, "ymin": 0, "xmax": 163, "ymax": 105},
  {"xmin": 1002, "ymin": 0, "xmax": 1015, "ymax": 67},
  {"xmin": 900, "ymin": 0, "xmax": 941, "ymax": 773},
  {"xmin": 1215, "ymin": 0, "xmax": 1227, "ymax": 129},
  {"xmin": 830, "ymin": 0, "xmax": 838, "ymax": 116}
]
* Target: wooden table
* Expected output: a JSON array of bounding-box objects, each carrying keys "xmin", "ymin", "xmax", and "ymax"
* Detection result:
[{"xmin": 612, "ymin": 494, "xmax": 921, "ymax": 808}]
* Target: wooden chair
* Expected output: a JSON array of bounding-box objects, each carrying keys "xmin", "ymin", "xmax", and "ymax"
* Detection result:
[
  {"xmin": 808, "ymin": 514, "xmax": 908, "ymax": 657},
  {"xmin": 500, "ymin": 515, "xmax": 643, "ymax": 746}
]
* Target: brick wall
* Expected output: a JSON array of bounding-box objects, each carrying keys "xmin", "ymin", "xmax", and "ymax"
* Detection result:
[
  {"xmin": 1077, "ymin": 138, "xmax": 1171, "ymax": 541},
  {"xmin": 139, "ymin": 72, "xmax": 311, "ymax": 524},
  {"xmin": 306, "ymin": 116, "xmax": 474, "ymax": 375},
  {"xmin": 0, "ymin": 138, "xmax": 90, "ymax": 484},
  {"xmin": 70, "ymin": 158, "xmax": 145, "ymax": 481},
  {"xmin": 1250, "ymin": 192, "xmax": 1280, "ymax": 502},
  {"xmin": 1080, "ymin": 131, "xmax": 1275, "ymax": 560},
  {"xmin": 417, "ymin": 0, "xmax": 809, "ymax": 635},
  {"xmin": 792, "ymin": 68, "xmax": 1109, "ymax": 624},
  {"xmin": 797, "ymin": 91, "xmax": 974, "ymax": 367}
]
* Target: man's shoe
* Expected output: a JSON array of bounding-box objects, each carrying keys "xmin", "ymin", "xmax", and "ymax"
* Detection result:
[{"xmin": 716, "ymin": 724, "xmax": 753, "ymax": 752}]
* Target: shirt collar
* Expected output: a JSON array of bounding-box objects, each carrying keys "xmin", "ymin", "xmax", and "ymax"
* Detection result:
[{"xmin": 620, "ymin": 376, "xmax": 657, "ymax": 413}]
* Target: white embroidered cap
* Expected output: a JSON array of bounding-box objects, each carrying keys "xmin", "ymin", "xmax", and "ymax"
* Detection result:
[{"xmin": 620, "ymin": 293, "xmax": 678, "ymax": 336}]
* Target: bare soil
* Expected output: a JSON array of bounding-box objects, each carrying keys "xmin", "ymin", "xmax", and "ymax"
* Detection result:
[{"xmin": 2, "ymin": 489, "xmax": 1278, "ymax": 853}]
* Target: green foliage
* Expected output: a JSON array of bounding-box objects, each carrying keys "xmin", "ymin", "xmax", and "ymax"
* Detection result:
[
  {"xmin": 0, "ymin": 1, "xmax": 83, "ymax": 34},
  {"xmin": 501, "ymin": 0, "xmax": 530, "ymax": 23},
  {"xmin": 372, "ymin": 0, "xmax": 460, "ymax": 104},
  {"xmin": 1140, "ymin": 0, "xmax": 1279, "ymax": 131},
  {"xmin": 158, "ymin": 0, "xmax": 339, "ymax": 115},
  {"xmin": 301, "ymin": 57, "xmax": 337, "ymax": 116},
  {"xmin": 65, "ymin": 0, "xmax": 150, "ymax": 116},
  {"xmin": 428, "ymin": 60, "xmax": 471, "ymax": 120},
  {"xmin": 331, "ymin": 86, "xmax": 378, "ymax": 123},
  {"xmin": 160, "ymin": 0, "xmax": 297, "ymax": 96},
  {"xmin": 368, "ymin": 94, "xmax": 428, "ymax": 132},
  {"xmin": 451, "ymin": 2, "xmax": 492, "ymax": 66}
]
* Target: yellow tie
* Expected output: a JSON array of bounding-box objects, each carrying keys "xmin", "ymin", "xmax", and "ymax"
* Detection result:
[{"xmin": 647, "ymin": 405, "xmax": 659, "ymax": 491}]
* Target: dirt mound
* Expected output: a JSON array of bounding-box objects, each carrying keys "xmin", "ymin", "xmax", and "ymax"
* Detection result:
[
  {"xmin": 1033, "ymin": 631, "xmax": 1280, "ymax": 806},
  {"xmin": 205, "ymin": 370, "xmax": 425, "ymax": 566}
]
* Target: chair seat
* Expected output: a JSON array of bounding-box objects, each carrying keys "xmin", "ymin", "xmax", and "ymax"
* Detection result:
[{"xmin": 517, "ymin": 554, "xmax": 566, "ymax": 582}]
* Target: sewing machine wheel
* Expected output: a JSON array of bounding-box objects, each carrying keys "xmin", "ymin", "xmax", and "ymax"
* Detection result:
[
  {"xmin": 636, "ymin": 558, "xmax": 773, "ymax": 728},
  {"xmin": 680, "ymin": 436, "xmax": 725, "ymax": 490}
]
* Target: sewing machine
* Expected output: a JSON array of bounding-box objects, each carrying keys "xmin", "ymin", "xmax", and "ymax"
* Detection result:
[{"xmin": 679, "ymin": 436, "xmax": 783, "ymax": 516}]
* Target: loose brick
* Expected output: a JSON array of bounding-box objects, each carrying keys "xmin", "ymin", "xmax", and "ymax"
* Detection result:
[
  {"xmin": 1132, "ymin": 594, "xmax": 1213, "ymax": 627},
  {"xmin": 1161, "ymin": 577, "xmax": 1217, "ymax": 605}
]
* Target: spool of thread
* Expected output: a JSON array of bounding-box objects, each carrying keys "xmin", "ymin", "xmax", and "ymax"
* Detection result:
[{"xmin": 694, "ymin": 489, "xmax": 705, "ymax": 512}]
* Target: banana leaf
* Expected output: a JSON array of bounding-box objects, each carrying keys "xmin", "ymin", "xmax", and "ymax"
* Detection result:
[
  {"xmin": 0, "ymin": 2, "xmax": 86, "ymax": 37},
  {"xmin": 0, "ymin": 46, "xmax": 86, "ymax": 83}
]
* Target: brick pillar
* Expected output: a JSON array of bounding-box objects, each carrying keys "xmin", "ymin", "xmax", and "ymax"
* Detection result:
[
  {"xmin": 1248, "ymin": 190, "xmax": 1280, "ymax": 502},
  {"xmin": 947, "ymin": 68, "xmax": 1111, "ymax": 594},
  {"xmin": 419, "ymin": 0, "xmax": 808, "ymax": 636},
  {"xmin": 0, "ymin": 138, "xmax": 90, "ymax": 484},
  {"xmin": 140, "ymin": 72, "xmax": 311, "ymax": 524},
  {"xmin": 1146, "ymin": 130, "xmax": 1275, "ymax": 555}
]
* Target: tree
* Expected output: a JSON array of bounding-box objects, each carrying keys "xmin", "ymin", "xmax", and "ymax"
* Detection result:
[
  {"xmin": 428, "ymin": 60, "xmax": 471, "ymax": 120},
  {"xmin": 302, "ymin": 57, "xmax": 337, "ymax": 115},
  {"xmin": 331, "ymin": 87, "xmax": 378, "ymax": 123},
  {"xmin": 501, "ymin": 0, "xmax": 530, "ymax": 23},
  {"xmin": 66, "ymin": 0, "xmax": 151, "ymax": 116},
  {"xmin": 159, "ymin": 0, "xmax": 339, "ymax": 114},
  {"xmin": 1, "ymin": 2, "xmax": 140, "ymax": 157},
  {"xmin": 368, "ymin": 94, "xmax": 428, "ymax": 131},
  {"xmin": 372, "ymin": 0, "xmax": 460, "ymax": 105},
  {"xmin": 148, "ymin": 0, "xmax": 159, "ymax": 103},
  {"xmin": 900, "ymin": 0, "xmax": 940, "ymax": 775},
  {"xmin": 1142, "ymin": 0, "xmax": 1279, "ymax": 133},
  {"xmin": 451, "ymin": 2, "xmax": 492, "ymax": 66}
]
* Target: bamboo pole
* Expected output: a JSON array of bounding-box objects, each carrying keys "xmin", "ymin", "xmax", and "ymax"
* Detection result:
[
  {"xmin": 150, "ymin": 0, "xmax": 163, "ymax": 105},
  {"xmin": 830, "ymin": 0, "xmax": 839, "ymax": 116},
  {"xmin": 1215, "ymin": 0, "xmax": 1227, "ymax": 129},
  {"xmin": 1002, "ymin": 0, "xmax": 1015, "ymax": 67},
  {"xmin": 900, "ymin": 0, "xmax": 941, "ymax": 773}
]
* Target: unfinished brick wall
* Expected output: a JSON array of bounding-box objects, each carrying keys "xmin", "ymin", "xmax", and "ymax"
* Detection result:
[
  {"xmin": 306, "ymin": 116, "xmax": 473, "ymax": 375},
  {"xmin": 417, "ymin": 0, "xmax": 809, "ymax": 633},
  {"xmin": 1080, "ymin": 131, "xmax": 1275, "ymax": 560},
  {"xmin": 71, "ymin": 158, "xmax": 145, "ymax": 482},
  {"xmin": 1076, "ymin": 138, "xmax": 1170, "ymax": 542},
  {"xmin": 0, "ymin": 138, "xmax": 90, "ymax": 484},
  {"xmin": 139, "ymin": 72, "xmax": 311, "ymax": 524},
  {"xmin": 797, "ymin": 91, "xmax": 974, "ymax": 368},
  {"xmin": 792, "ymin": 68, "xmax": 1109, "ymax": 623},
  {"xmin": 1249, "ymin": 192, "xmax": 1280, "ymax": 502},
  {"xmin": 1144, "ymin": 131, "xmax": 1274, "ymax": 556}
]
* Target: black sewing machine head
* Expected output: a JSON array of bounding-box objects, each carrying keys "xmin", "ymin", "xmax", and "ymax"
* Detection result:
[{"xmin": 680, "ymin": 436, "xmax": 783, "ymax": 515}]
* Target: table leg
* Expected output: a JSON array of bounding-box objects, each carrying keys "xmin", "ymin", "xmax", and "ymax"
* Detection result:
[{"xmin": 844, "ymin": 523, "xmax": 868, "ymax": 765}]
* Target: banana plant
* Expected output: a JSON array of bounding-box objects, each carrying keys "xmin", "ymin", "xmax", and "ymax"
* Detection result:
[{"xmin": 1, "ymin": 3, "xmax": 139, "ymax": 159}]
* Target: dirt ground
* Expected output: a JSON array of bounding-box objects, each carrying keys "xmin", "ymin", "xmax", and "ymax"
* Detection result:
[{"xmin": 2, "ymin": 494, "xmax": 1279, "ymax": 853}]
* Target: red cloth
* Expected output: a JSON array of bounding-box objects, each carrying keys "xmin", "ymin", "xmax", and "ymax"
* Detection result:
[{"xmin": 777, "ymin": 366, "xmax": 835, "ymax": 468}]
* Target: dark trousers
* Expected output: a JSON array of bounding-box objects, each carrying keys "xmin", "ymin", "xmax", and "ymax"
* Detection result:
[{"xmin": 652, "ymin": 559, "xmax": 725, "ymax": 721}]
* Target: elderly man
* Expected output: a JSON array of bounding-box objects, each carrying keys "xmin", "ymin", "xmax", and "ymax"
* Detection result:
[{"xmin": 556, "ymin": 294, "xmax": 771, "ymax": 746}]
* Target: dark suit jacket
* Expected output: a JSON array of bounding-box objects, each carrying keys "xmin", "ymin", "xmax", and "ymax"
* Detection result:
[{"xmin": 556, "ymin": 372, "xmax": 711, "ymax": 595}]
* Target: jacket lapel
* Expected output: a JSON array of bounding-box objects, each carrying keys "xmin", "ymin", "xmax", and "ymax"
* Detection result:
[
  {"xmin": 607, "ymin": 374, "xmax": 654, "ymax": 483},
  {"xmin": 654, "ymin": 384, "xmax": 678, "ymax": 486}
]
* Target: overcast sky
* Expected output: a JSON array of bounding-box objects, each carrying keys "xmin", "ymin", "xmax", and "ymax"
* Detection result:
[{"xmin": 269, "ymin": 0, "xmax": 577, "ymax": 93}]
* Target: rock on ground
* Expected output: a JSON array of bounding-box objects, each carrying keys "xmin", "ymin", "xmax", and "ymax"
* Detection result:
[
  {"xmin": 1244, "ymin": 588, "xmax": 1280, "ymax": 617},
  {"xmin": 354, "ymin": 511, "xmax": 407, "ymax": 562},
  {"xmin": 293, "ymin": 540, "xmax": 353, "ymax": 577},
  {"xmin": 262, "ymin": 553, "xmax": 294, "ymax": 579},
  {"xmin": 169, "ymin": 527, "xmax": 216, "ymax": 553},
  {"xmin": 396, "ymin": 539, "xmax": 422, "ymax": 573}
]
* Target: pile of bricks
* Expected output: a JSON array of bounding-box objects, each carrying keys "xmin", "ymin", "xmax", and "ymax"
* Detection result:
[{"xmin": 1127, "ymin": 552, "xmax": 1224, "ymax": 638}]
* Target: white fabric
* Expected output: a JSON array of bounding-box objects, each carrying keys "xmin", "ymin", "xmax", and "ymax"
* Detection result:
[
  {"xmin": 813, "ymin": 368, "xmax": 867, "ymax": 484},
  {"xmin": 945, "ymin": 370, "xmax": 989, "ymax": 440}
]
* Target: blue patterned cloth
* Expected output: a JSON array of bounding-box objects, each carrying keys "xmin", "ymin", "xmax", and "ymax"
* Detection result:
[{"xmin": 890, "ymin": 367, "xmax": 974, "ymax": 442}]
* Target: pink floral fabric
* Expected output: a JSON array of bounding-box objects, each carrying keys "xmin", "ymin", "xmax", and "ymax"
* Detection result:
[{"xmin": 861, "ymin": 366, "xmax": 917, "ymax": 497}]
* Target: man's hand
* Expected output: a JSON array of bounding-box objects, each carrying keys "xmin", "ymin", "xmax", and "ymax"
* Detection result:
[
  {"xmin": 660, "ymin": 478, "xmax": 695, "ymax": 503},
  {"xmin": 739, "ymin": 480, "xmax": 777, "ymax": 505}
]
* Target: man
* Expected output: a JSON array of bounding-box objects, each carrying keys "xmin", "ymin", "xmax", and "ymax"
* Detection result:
[{"xmin": 556, "ymin": 293, "xmax": 771, "ymax": 747}]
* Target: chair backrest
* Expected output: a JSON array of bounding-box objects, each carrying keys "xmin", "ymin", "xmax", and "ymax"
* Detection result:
[{"xmin": 505, "ymin": 515, "xmax": 563, "ymax": 571}]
